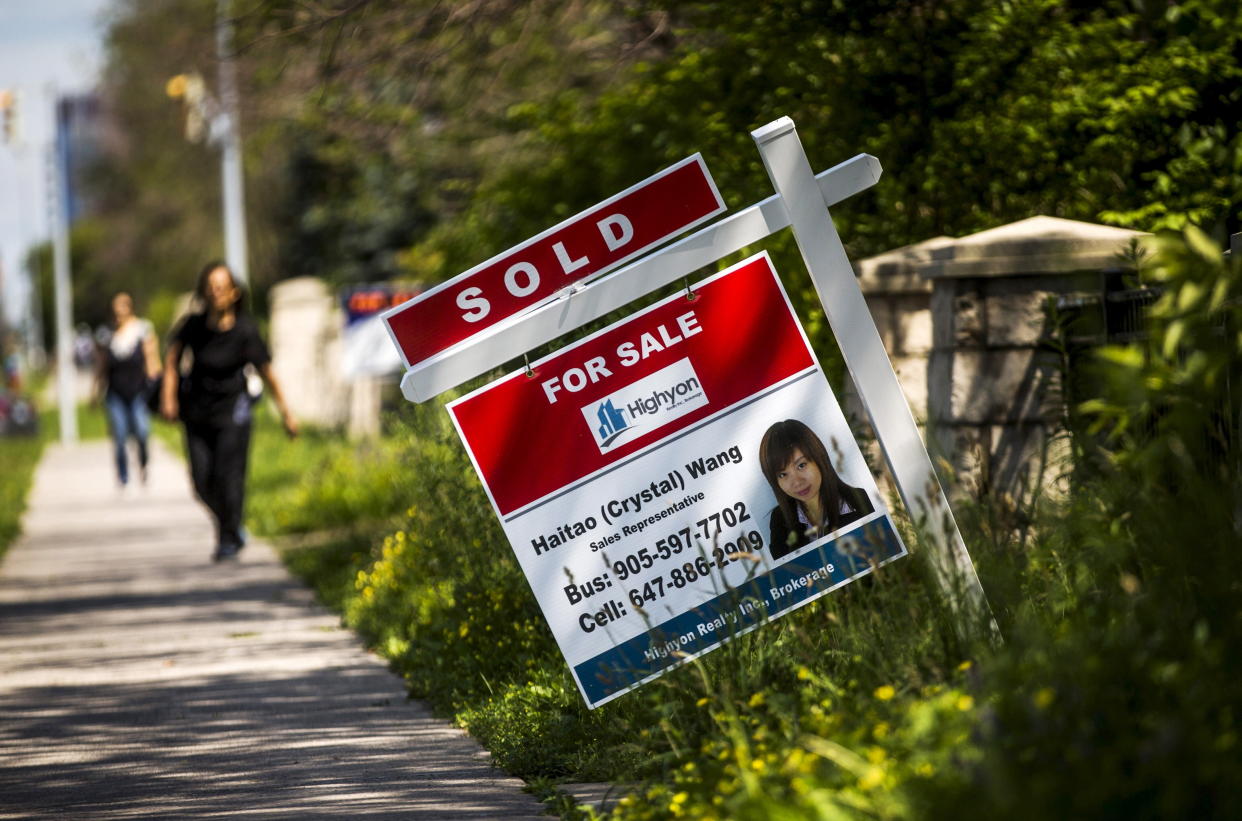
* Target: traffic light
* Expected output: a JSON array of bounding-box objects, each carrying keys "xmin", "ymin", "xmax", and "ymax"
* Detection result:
[
  {"xmin": 0, "ymin": 90, "xmax": 21, "ymax": 145},
  {"xmin": 0, "ymin": 89, "xmax": 14, "ymax": 144}
]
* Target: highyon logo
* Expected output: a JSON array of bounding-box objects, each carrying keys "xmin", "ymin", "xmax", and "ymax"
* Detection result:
[{"xmin": 581, "ymin": 358, "xmax": 708, "ymax": 453}]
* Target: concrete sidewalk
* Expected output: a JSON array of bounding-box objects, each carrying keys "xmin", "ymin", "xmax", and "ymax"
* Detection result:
[{"xmin": 0, "ymin": 440, "xmax": 549, "ymax": 820}]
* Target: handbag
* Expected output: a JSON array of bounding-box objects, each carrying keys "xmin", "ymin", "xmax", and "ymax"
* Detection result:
[
  {"xmin": 243, "ymin": 364, "xmax": 264, "ymax": 405},
  {"xmin": 144, "ymin": 375, "xmax": 164, "ymax": 415},
  {"xmin": 144, "ymin": 374, "xmax": 190, "ymax": 415}
]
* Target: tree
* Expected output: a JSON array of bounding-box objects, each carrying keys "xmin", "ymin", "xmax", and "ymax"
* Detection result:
[
  {"xmin": 237, "ymin": 0, "xmax": 673, "ymax": 286},
  {"xmin": 82, "ymin": 0, "xmax": 1242, "ymax": 321}
]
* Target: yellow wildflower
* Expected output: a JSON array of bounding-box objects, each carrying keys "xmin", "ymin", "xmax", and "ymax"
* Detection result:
[{"xmin": 859, "ymin": 766, "xmax": 885, "ymax": 790}]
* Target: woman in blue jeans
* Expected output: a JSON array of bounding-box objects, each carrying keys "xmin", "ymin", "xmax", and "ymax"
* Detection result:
[{"xmin": 95, "ymin": 292, "xmax": 161, "ymax": 487}]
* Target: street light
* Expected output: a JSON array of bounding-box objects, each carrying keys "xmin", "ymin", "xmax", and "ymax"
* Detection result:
[
  {"xmin": 165, "ymin": 72, "xmax": 214, "ymax": 143},
  {"xmin": 165, "ymin": 0, "xmax": 249, "ymax": 284}
]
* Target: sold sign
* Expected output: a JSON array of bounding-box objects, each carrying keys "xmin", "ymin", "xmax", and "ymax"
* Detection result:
[{"xmin": 382, "ymin": 155, "xmax": 725, "ymax": 369}]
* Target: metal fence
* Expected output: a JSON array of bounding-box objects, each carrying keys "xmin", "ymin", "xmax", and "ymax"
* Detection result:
[{"xmin": 1052, "ymin": 248, "xmax": 1238, "ymax": 474}]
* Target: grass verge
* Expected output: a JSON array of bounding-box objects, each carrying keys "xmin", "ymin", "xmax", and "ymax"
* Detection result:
[{"xmin": 0, "ymin": 427, "xmax": 45, "ymax": 561}]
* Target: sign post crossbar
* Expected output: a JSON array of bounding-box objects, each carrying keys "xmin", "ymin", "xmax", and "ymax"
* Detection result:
[{"xmin": 399, "ymin": 152, "xmax": 881, "ymax": 402}]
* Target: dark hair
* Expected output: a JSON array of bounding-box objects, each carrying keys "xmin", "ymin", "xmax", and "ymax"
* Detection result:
[
  {"xmin": 759, "ymin": 419, "xmax": 851, "ymax": 536},
  {"xmin": 110, "ymin": 291, "xmax": 134, "ymax": 313},
  {"xmin": 193, "ymin": 260, "xmax": 247, "ymax": 314}
]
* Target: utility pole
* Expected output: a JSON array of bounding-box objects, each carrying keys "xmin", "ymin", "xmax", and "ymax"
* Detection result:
[
  {"xmin": 166, "ymin": 1, "xmax": 250, "ymax": 284},
  {"xmin": 49, "ymin": 97, "xmax": 76, "ymax": 445},
  {"xmin": 216, "ymin": 0, "xmax": 248, "ymax": 284},
  {"xmin": 1, "ymin": 88, "xmax": 45, "ymax": 370}
]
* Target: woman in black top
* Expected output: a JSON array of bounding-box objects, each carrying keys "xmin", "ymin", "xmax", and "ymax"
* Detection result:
[
  {"xmin": 95, "ymin": 292, "xmax": 161, "ymax": 487},
  {"xmin": 759, "ymin": 419, "xmax": 874, "ymax": 561},
  {"xmin": 161, "ymin": 262, "xmax": 298, "ymax": 562}
]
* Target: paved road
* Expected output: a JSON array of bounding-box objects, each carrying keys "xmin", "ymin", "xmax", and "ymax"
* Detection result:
[{"xmin": 0, "ymin": 440, "xmax": 548, "ymax": 820}]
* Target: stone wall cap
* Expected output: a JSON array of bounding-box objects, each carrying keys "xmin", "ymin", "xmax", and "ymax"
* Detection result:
[
  {"xmin": 270, "ymin": 276, "xmax": 334, "ymax": 304},
  {"xmin": 855, "ymin": 236, "xmax": 954, "ymax": 292},
  {"xmin": 856, "ymin": 216, "xmax": 1150, "ymax": 286}
]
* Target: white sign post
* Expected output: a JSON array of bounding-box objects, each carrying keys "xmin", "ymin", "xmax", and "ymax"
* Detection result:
[{"xmin": 752, "ymin": 119, "xmax": 991, "ymax": 624}]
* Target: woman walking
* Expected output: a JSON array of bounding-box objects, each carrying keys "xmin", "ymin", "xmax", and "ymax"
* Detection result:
[
  {"xmin": 96, "ymin": 292, "xmax": 161, "ymax": 488},
  {"xmin": 161, "ymin": 262, "xmax": 298, "ymax": 562}
]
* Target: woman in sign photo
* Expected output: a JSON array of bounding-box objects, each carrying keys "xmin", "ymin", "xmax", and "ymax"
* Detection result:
[{"xmin": 759, "ymin": 418, "xmax": 873, "ymax": 560}]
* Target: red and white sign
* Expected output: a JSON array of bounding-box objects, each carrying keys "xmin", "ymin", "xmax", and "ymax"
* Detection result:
[
  {"xmin": 448, "ymin": 253, "xmax": 903, "ymax": 708},
  {"xmin": 450, "ymin": 254, "xmax": 814, "ymax": 517},
  {"xmin": 382, "ymin": 154, "xmax": 724, "ymax": 369}
]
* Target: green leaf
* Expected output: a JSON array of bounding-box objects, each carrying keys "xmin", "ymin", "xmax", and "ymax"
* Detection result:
[
  {"xmin": 1096, "ymin": 346, "xmax": 1145, "ymax": 369},
  {"xmin": 1162, "ymin": 319, "xmax": 1186, "ymax": 360}
]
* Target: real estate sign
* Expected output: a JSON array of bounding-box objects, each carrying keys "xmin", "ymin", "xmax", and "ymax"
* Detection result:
[
  {"xmin": 448, "ymin": 252, "xmax": 906, "ymax": 708},
  {"xmin": 382, "ymin": 154, "xmax": 724, "ymax": 369},
  {"xmin": 339, "ymin": 283, "xmax": 421, "ymax": 378}
]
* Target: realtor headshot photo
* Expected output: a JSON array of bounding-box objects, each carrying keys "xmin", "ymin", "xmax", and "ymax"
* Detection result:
[{"xmin": 758, "ymin": 418, "xmax": 874, "ymax": 560}]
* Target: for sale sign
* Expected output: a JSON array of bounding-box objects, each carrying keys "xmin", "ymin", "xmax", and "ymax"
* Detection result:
[
  {"xmin": 382, "ymin": 154, "xmax": 725, "ymax": 369},
  {"xmin": 448, "ymin": 253, "xmax": 906, "ymax": 708}
]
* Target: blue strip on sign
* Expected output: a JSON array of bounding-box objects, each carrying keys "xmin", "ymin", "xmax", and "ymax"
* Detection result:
[{"xmin": 574, "ymin": 516, "xmax": 905, "ymax": 707}]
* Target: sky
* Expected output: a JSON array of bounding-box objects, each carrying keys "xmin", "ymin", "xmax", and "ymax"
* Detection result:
[{"xmin": 0, "ymin": 0, "xmax": 113, "ymax": 330}]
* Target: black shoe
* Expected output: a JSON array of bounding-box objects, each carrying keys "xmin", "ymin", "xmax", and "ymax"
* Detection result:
[{"xmin": 213, "ymin": 542, "xmax": 242, "ymax": 562}]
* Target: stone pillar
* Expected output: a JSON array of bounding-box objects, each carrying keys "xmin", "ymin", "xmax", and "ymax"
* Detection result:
[
  {"xmin": 347, "ymin": 375, "xmax": 384, "ymax": 439},
  {"xmin": 851, "ymin": 236, "xmax": 947, "ymax": 426},
  {"xmin": 268, "ymin": 277, "xmax": 349, "ymax": 428},
  {"xmin": 926, "ymin": 270, "xmax": 1092, "ymax": 501},
  {"xmin": 854, "ymin": 216, "xmax": 1149, "ymax": 505}
]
